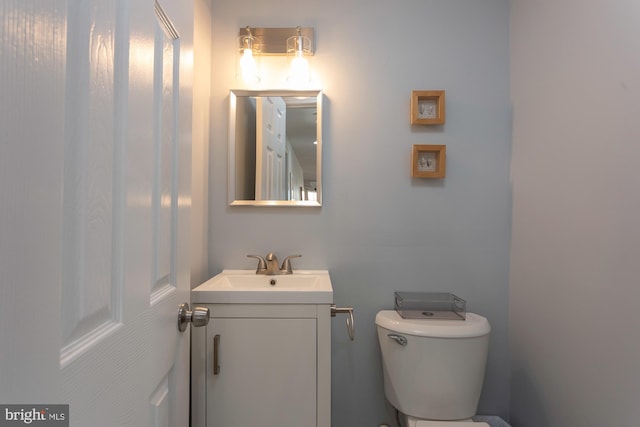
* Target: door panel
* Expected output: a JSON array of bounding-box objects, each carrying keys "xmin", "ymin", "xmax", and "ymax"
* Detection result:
[
  {"xmin": 0, "ymin": 1, "xmax": 193, "ymax": 425},
  {"xmin": 60, "ymin": 0, "xmax": 123, "ymax": 367},
  {"xmin": 151, "ymin": 4, "xmax": 179, "ymax": 301}
]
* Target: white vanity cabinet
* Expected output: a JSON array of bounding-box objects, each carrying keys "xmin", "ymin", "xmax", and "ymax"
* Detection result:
[{"xmin": 191, "ymin": 303, "xmax": 331, "ymax": 427}]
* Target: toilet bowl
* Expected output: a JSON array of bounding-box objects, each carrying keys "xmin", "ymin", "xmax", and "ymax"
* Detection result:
[{"xmin": 376, "ymin": 310, "xmax": 491, "ymax": 426}]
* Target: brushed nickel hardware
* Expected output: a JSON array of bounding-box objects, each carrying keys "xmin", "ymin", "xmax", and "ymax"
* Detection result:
[
  {"xmin": 281, "ymin": 254, "xmax": 302, "ymax": 273},
  {"xmin": 331, "ymin": 304, "xmax": 355, "ymax": 341},
  {"xmin": 238, "ymin": 27, "xmax": 314, "ymax": 56},
  {"xmin": 177, "ymin": 303, "xmax": 209, "ymax": 332},
  {"xmin": 246, "ymin": 254, "xmax": 267, "ymax": 273},
  {"xmin": 213, "ymin": 334, "xmax": 221, "ymax": 375},
  {"xmin": 246, "ymin": 252, "xmax": 302, "ymax": 275}
]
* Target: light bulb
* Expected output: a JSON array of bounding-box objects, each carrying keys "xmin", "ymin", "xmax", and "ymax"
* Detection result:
[
  {"xmin": 288, "ymin": 51, "xmax": 310, "ymax": 86},
  {"xmin": 240, "ymin": 48, "xmax": 259, "ymax": 84}
]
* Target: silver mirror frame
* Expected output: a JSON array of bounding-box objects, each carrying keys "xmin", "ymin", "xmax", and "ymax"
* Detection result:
[{"xmin": 228, "ymin": 89, "xmax": 323, "ymax": 207}]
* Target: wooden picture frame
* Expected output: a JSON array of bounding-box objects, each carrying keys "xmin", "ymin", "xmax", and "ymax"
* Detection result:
[
  {"xmin": 411, "ymin": 90, "xmax": 445, "ymax": 125},
  {"xmin": 412, "ymin": 144, "xmax": 446, "ymax": 178}
]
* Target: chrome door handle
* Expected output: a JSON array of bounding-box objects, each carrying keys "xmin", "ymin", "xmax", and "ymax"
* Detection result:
[{"xmin": 177, "ymin": 302, "xmax": 210, "ymax": 332}]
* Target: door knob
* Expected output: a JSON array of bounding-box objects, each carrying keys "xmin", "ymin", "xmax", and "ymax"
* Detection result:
[{"xmin": 177, "ymin": 302, "xmax": 210, "ymax": 332}]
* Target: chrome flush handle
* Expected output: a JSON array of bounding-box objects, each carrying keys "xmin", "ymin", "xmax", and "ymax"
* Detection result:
[{"xmin": 387, "ymin": 333, "xmax": 407, "ymax": 346}]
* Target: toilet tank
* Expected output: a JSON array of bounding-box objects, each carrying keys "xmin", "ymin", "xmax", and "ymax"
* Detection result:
[{"xmin": 375, "ymin": 310, "xmax": 490, "ymax": 421}]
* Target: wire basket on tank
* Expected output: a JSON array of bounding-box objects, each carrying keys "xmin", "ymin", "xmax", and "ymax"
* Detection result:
[{"xmin": 394, "ymin": 291, "xmax": 466, "ymax": 320}]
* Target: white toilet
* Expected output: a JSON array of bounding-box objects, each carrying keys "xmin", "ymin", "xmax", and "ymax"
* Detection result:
[{"xmin": 376, "ymin": 310, "xmax": 491, "ymax": 427}]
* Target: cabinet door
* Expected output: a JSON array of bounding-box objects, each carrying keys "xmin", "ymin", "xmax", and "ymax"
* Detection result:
[{"xmin": 207, "ymin": 318, "xmax": 317, "ymax": 427}]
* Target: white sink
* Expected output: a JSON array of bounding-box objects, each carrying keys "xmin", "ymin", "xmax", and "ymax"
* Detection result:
[{"xmin": 192, "ymin": 270, "xmax": 334, "ymax": 304}]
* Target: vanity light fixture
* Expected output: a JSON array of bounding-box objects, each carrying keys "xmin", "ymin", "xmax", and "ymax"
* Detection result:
[{"xmin": 237, "ymin": 26, "xmax": 314, "ymax": 86}]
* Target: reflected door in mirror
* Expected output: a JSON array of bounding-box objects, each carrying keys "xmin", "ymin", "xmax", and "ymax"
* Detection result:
[{"xmin": 256, "ymin": 96, "xmax": 287, "ymax": 200}]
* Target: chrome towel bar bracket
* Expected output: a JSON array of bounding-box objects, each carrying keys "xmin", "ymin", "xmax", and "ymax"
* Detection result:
[{"xmin": 331, "ymin": 304, "xmax": 355, "ymax": 341}]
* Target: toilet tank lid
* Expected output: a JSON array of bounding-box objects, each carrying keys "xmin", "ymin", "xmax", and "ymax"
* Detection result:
[{"xmin": 375, "ymin": 310, "xmax": 490, "ymax": 338}]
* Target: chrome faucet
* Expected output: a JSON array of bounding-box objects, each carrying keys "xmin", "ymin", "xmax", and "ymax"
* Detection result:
[{"xmin": 247, "ymin": 252, "xmax": 302, "ymax": 275}]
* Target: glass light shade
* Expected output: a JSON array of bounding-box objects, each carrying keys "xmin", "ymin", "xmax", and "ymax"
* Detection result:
[
  {"xmin": 286, "ymin": 33, "xmax": 312, "ymax": 86},
  {"xmin": 237, "ymin": 33, "xmax": 261, "ymax": 84}
]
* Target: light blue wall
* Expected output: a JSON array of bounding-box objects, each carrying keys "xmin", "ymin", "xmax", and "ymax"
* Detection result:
[
  {"xmin": 207, "ymin": 0, "xmax": 511, "ymax": 424},
  {"xmin": 509, "ymin": 0, "xmax": 640, "ymax": 426}
]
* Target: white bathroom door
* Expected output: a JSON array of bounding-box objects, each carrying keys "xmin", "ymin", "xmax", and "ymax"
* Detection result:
[
  {"xmin": 255, "ymin": 96, "xmax": 287, "ymax": 200},
  {"xmin": 0, "ymin": 1, "xmax": 193, "ymax": 425}
]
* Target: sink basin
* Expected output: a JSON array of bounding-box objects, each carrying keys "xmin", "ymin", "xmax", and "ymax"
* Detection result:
[{"xmin": 192, "ymin": 270, "xmax": 333, "ymax": 304}]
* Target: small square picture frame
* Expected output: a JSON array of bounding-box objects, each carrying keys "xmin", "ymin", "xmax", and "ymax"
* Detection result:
[
  {"xmin": 411, "ymin": 90, "xmax": 445, "ymax": 125},
  {"xmin": 412, "ymin": 144, "xmax": 446, "ymax": 178}
]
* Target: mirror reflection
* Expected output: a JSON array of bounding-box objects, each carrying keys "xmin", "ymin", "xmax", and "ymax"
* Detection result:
[{"xmin": 228, "ymin": 90, "xmax": 322, "ymax": 206}]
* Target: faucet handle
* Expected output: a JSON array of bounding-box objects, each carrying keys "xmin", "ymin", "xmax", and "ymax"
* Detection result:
[
  {"xmin": 247, "ymin": 255, "xmax": 267, "ymax": 273},
  {"xmin": 280, "ymin": 254, "xmax": 302, "ymax": 274}
]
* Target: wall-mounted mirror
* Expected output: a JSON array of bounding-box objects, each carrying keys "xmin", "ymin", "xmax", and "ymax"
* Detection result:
[{"xmin": 228, "ymin": 89, "xmax": 323, "ymax": 206}]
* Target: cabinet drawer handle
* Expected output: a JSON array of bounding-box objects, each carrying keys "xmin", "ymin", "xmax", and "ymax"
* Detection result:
[{"xmin": 213, "ymin": 334, "xmax": 221, "ymax": 375}]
